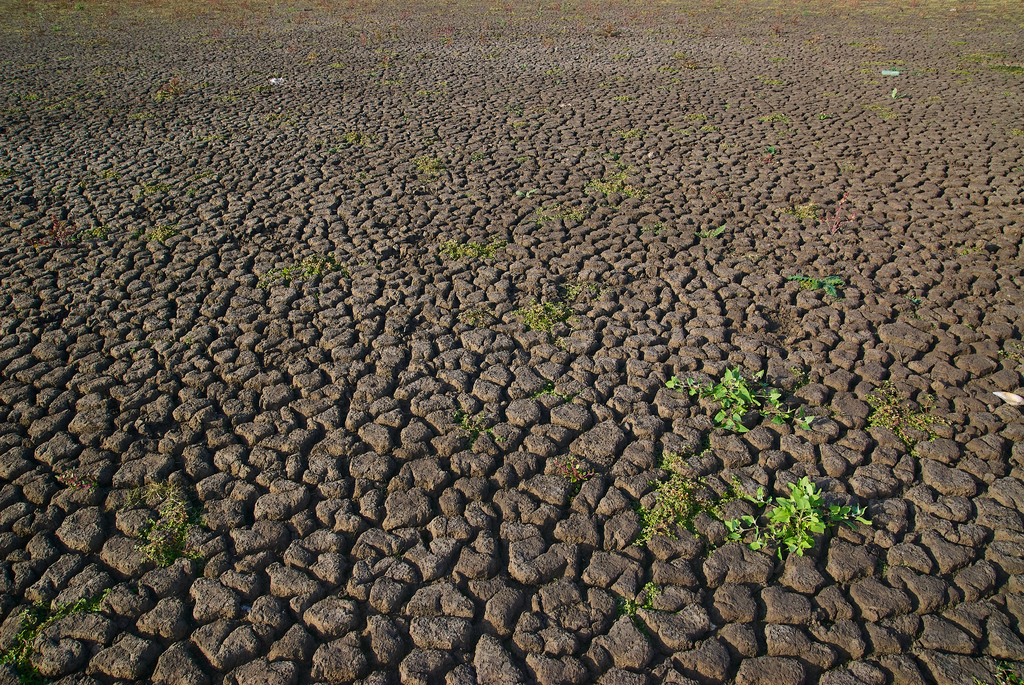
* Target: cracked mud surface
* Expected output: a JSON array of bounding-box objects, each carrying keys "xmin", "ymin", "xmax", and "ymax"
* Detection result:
[{"xmin": 0, "ymin": 1, "xmax": 1023, "ymax": 683}]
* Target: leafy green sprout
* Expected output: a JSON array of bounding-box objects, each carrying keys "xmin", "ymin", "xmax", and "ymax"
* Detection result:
[
  {"xmin": 457, "ymin": 307, "xmax": 496, "ymax": 327},
  {"xmin": 787, "ymin": 274, "xmax": 844, "ymax": 298},
  {"xmin": 758, "ymin": 112, "xmax": 788, "ymax": 123},
  {"xmin": 438, "ymin": 238, "xmax": 506, "ymax": 260},
  {"xmin": 636, "ymin": 451, "xmax": 728, "ymax": 544},
  {"xmin": 413, "ymin": 156, "xmax": 444, "ymax": 174},
  {"xmin": 866, "ymin": 381, "xmax": 947, "ymax": 447},
  {"xmin": 724, "ymin": 476, "xmax": 871, "ymax": 558},
  {"xmin": 584, "ymin": 170, "xmax": 646, "ymax": 198},
  {"xmin": 535, "ymin": 205, "xmax": 588, "ymax": 223},
  {"xmin": 974, "ymin": 662, "xmax": 1024, "ymax": 685},
  {"xmin": 258, "ymin": 253, "xmax": 347, "ymax": 288},
  {"xmin": 453, "ymin": 410, "xmax": 502, "ymax": 444},
  {"xmin": 133, "ymin": 224, "xmax": 179, "ymax": 244},
  {"xmin": 696, "ymin": 225, "xmax": 726, "ymax": 239},
  {"xmin": 667, "ymin": 368, "xmax": 811, "ymax": 433},
  {"xmin": 554, "ymin": 456, "xmax": 595, "ymax": 493},
  {"xmin": 513, "ymin": 299, "xmax": 573, "ymax": 334},
  {"xmin": 617, "ymin": 582, "xmax": 661, "ymax": 620},
  {"xmin": 785, "ymin": 202, "xmax": 821, "ymax": 220},
  {"xmin": 129, "ymin": 483, "xmax": 203, "ymax": 567},
  {"xmin": 0, "ymin": 591, "xmax": 111, "ymax": 684},
  {"xmin": 532, "ymin": 380, "xmax": 576, "ymax": 402}
]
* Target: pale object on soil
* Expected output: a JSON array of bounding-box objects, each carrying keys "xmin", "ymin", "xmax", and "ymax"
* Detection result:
[
  {"xmin": 993, "ymin": 391, "xmax": 1024, "ymax": 406},
  {"xmin": 269, "ymin": 77, "xmax": 286, "ymax": 84},
  {"xmin": 881, "ymin": 70, "xmax": 900, "ymax": 76}
]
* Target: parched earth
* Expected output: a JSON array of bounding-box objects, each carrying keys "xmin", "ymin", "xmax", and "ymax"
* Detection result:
[{"xmin": 0, "ymin": 1, "xmax": 1023, "ymax": 683}]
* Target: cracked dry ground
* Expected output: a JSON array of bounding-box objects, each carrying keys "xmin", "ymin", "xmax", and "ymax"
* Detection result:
[{"xmin": 1, "ymin": 2, "xmax": 1024, "ymax": 684}]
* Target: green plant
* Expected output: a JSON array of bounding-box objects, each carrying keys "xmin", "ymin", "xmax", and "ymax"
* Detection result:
[
  {"xmin": 532, "ymin": 380, "xmax": 575, "ymax": 402},
  {"xmin": 975, "ymin": 662, "xmax": 1024, "ymax": 685},
  {"xmin": 514, "ymin": 299, "xmax": 572, "ymax": 334},
  {"xmin": 636, "ymin": 451, "xmax": 726, "ymax": 544},
  {"xmin": 612, "ymin": 95, "xmax": 632, "ymax": 102},
  {"xmin": 785, "ymin": 203, "xmax": 821, "ymax": 220},
  {"xmin": 864, "ymin": 103, "xmax": 897, "ymax": 120},
  {"xmin": 612, "ymin": 128, "xmax": 644, "ymax": 139},
  {"xmin": 669, "ymin": 368, "xmax": 810, "ymax": 433},
  {"xmin": 453, "ymin": 410, "xmax": 499, "ymax": 444},
  {"xmin": 724, "ymin": 476, "xmax": 870, "ymax": 558},
  {"xmin": 458, "ymin": 307, "xmax": 496, "ymax": 327},
  {"xmin": 0, "ymin": 168, "xmax": 13, "ymax": 179},
  {"xmin": 439, "ymin": 238, "xmax": 506, "ymax": 260},
  {"xmin": 515, "ymin": 188, "xmax": 538, "ymax": 198},
  {"xmin": 135, "ymin": 224, "xmax": 179, "ymax": 244},
  {"xmin": 153, "ymin": 76, "xmax": 185, "ymax": 100},
  {"xmin": 787, "ymin": 274, "xmax": 844, "ymax": 298},
  {"xmin": 0, "ymin": 591, "xmax": 111, "ymax": 684},
  {"xmin": 999, "ymin": 341, "xmax": 1024, "ymax": 363},
  {"xmin": 414, "ymin": 156, "xmax": 444, "ymax": 174},
  {"xmin": 759, "ymin": 113, "xmax": 788, "ymax": 123},
  {"xmin": 55, "ymin": 470, "xmax": 96, "ymax": 489},
  {"xmin": 258, "ymin": 253, "xmax": 346, "ymax": 288},
  {"xmin": 617, "ymin": 582, "xmax": 660, "ymax": 621},
  {"xmin": 696, "ymin": 225, "xmax": 726, "ymax": 239},
  {"xmin": 535, "ymin": 204, "xmax": 588, "ymax": 223},
  {"xmin": 585, "ymin": 170, "xmax": 646, "ymax": 198},
  {"xmin": 132, "ymin": 484, "xmax": 201, "ymax": 567},
  {"xmin": 866, "ymin": 382, "xmax": 947, "ymax": 447},
  {"xmin": 640, "ymin": 224, "xmax": 664, "ymax": 235},
  {"xmin": 555, "ymin": 456, "xmax": 595, "ymax": 491}
]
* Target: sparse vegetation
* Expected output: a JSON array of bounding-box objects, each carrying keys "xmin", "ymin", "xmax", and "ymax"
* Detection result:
[
  {"xmin": 0, "ymin": 591, "xmax": 111, "ymax": 684},
  {"xmin": 866, "ymin": 381, "xmax": 947, "ymax": 447},
  {"xmin": 514, "ymin": 299, "xmax": 573, "ymax": 334},
  {"xmin": 585, "ymin": 170, "xmax": 646, "ymax": 198},
  {"xmin": 458, "ymin": 307, "xmax": 497, "ymax": 327},
  {"xmin": 258, "ymin": 253, "xmax": 346, "ymax": 288},
  {"xmin": 667, "ymin": 368, "xmax": 811, "ymax": 433},
  {"xmin": 725, "ymin": 476, "xmax": 871, "ymax": 558},
  {"xmin": 636, "ymin": 450, "xmax": 726, "ymax": 544},
  {"xmin": 414, "ymin": 156, "xmax": 444, "ymax": 174},
  {"xmin": 129, "ymin": 483, "xmax": 203, "ymax": 567},
  {"xmin": 535, "ymin": 204, "xmax": 588, "ymax": 223},
  {"xmin": 555, "ymin": 456, "xmax": 595, "ymax": 491},
  {"xmin": 439, "ymin": 238, "xmax": 506, "ymax": 260},
  {"xmin": 787, "ymin": 274, "xmax": 844, "ymax": 298}
]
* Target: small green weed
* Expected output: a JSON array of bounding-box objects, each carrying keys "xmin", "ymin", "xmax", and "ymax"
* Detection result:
[
  {"xmin": 864, "ymin": 103, "xmax": 897, "ymax": 120},
  {"xmin": 999, "ymin": 341, "xmax": 1024, "ymax": 363},
  {"xmin": 414, "ymin": 156, "xmax": 444, "ymax": 174},
  {"xmin": 866, "ymin": 381, "xmax": 947, "ymax": 447},
  {"xmin": 55, "ymin": 470, "xmax": 96, "ymax": 489},
  {"xmin": 617, "ymin": 582, "xmax": 661, "ymax": 623},
  {"xmin": 0, "ymin": 591, "xmax": 111, "ymax": 683},
  {"xmin": 636, "ymin": 451, "xmax": 726, "ymax": 544},
  {"xmin": 514, "ymin": 299, "xmax": 572, "ymax": 334},
  {"xmin": 724, "ymin": 476, "xmax": 870, "ymax": 558},
  {"xmin": 757, "ymin": 76, "xmax": 785, "ymax": 86},
  {"xmin": 585, "ymin": 170, "xmax": 646, "ymax": 198},
  {"xmin": 758, "ymin": 112, "xmax": 789, "ymax": 123},
  {"xmin": 439, "ymin": 238, "xmax": 506, "ymax": 260},
  {"xmin": 453, "ymin": 410, "xmax": 499, "ymax": 444},
  {"xmin": 343, "ymin": 130, "xmax": 372, "ymax": 145},
  {"xmin": 535, "ymin": 205, "xmax": 588, "ymax": 223},
  {"xmin": 532, "ymin": 380, "xmax": 576, "ymax": 402},
  {"xmin": 612, "ymin": 128, "xmax": 644, "ymax": 139},
  {"xmin": 153, "ymin": 76, "xmax": 185, "ymax": 100},
  {"xmin": 131, "ymin": 484, "xmax": 202, "ymax": 567},
  {"xmin": 612, "ymin": 95, "xmax": 633, "ymax": 102},
  {"xmin": 134, "ymin": 224, "xmax": 179, "ymax": 244},
  {"xmin": 640, "ymin": 223, "xmax": 664, "ymax": 235},
  {"xmin": 696, "ymin": 225, "xmax": 726, "ymax": 239},
  {"xmin": 458, "ymin": 307, "xmax": 497, "ymax": 327},
  {"xmin": 785, "ymin": 202, "xmax": 821, "ymax": 220},
  {"xmin": 0, "ymin": 168, "xmax": 13, "ymax": 179},
  {"xmin": 258, "ymin": 253, "xmax": 346, "ymax": 288},
  {"xmin": 668, "ymin": 368, "xmax": 810, "ymax": 433},
  {"xmin": 787, "ymin": 274, "xmax": 844, "ymax": 298},
  {"xmin": 974, "ymin": 662, "xmax": 1024, "ymax": 685},
  {"xmin": 555, "ymin": 456, "xmax": 595, "ymax": 491}
]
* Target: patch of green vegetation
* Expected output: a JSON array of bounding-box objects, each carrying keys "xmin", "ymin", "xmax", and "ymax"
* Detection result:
[
  {"xmin": 637, "ymin": 451, "xmax": 727, "ymax": 544},
  {"xmin": 787, "ymin": 274, "xmax": 844, "ymax": 298},
  {"xmin": 133, "ymin": 224, "xmax": 179, "ymax": 243},
  {"xmin": 0, "ymin": 591, "xmax": 111, "ymax": 684},
  {"xmin": 617, "ymin": 582, "xmax": 661, "ymax": 624},
  {"xmin": 756, "ymin": 76, "xmax": 785, "ymax": 86},
  {"xmin": 640, "ymin": 223, "xmax": 664, "ymax": 235},
  {"xmin": 458, "ymin": 307, "xmax": 497, "ymax": 327},
  {"xmin": 864, "ymin": 104, "xmax": 897, "ymax": 120},
  {"xmin": 258, "ymin": 253, "xmax": 347, "ymax": 288},
  {"xmin": 758, "ymin": 112, "xmax": 789, "ymax": 123},
  {"xmin": 453, "ymin": 410, "xmax": 497, "ymax": 444},
  {"xmin": 555, "ymin": 456, "xmax": 595, "ymax": 491},
  {"xmin": 137, "ymin": 182, "xmax": 174, "ymax": 195},
  {"xmin": 129, "ymin": 483, "xmax": 203, "ymax": 567},
  {"xmin": 866, "ymin": 381, "xmax": 947, "ymax": 447},
  {"xmin": 667, "ymin": 367, "xmax": 810, "ymax": 433},
  {"xmin": 0, "ymin": 168, "xmax": 14, "ymax": 179},
  {"xmin": 696, "ymin": 225, "xmax": 726, "ymax": 239},
  {"xmin": 612, "ymin": 128, "xmax": 644, "ymax": 139},
  {"xmin": 585, "ymin": 170, "xmax": 646, "ymax": 198},
  {"xmin": 438, "ymin": 238, "xmax": 506, "ymax": 260},
  {"xmin": 535, "ymin": 204, "xmax": 588, "ymax": 223},
  {"xmin": 612, "ymin": 95, "xmax": 633, "ymax": 102},
  {"xmin": 725, "ymin": 476, "xmax": 870, "ymax": 558},
  {"xmin": 514, "ymin": 299, "xmax": 572, "ymax": 333},
  {"xmin": 784, "ymin": 202, "xmax": 821, "ymax": 220},
  {"xmin": 975, "ymin": 661, "xmax": 1024, "ymax": 685},
  {"xmin": 532, "ymin": 380, "xmax": 576, "ymax": 402},
  {"xmin": 414, "ymin": 156, "xmax": 444, "ymax": 174},
  {"xmin": 990, "ymin": 64, "xmax": 1024, "ymax": 75}
]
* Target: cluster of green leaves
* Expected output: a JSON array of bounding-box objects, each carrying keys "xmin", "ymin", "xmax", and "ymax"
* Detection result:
[
  {"xmin": 131, "ymin": 483, "xmax": 202, "ymax": 567},
  {"xmin": 725, "ymin": 477, "xmax": 871, "ymax": 558},
  {"xmin": 787, "ymin": 274, "xmax": 844, "ymax": 298},
  {"xmin": 667, "ymin": 368, "xmax": 810, "ymax": 433},
  {"xmin": 975, "ymin": 662, "xmax": 1024, "ymax": 685},
  {"xmin": 132, "ymin": 224, "xmax": 180, "ymax": 244},
  {"xmin": 554, "ymin": 456, "xmax": 595, "ymax": 492},
  {"xmin": 0, "ymin": 590, "xmax": 110, "ymax": 684},
  {"xmin": 636, "ymin": 451, "xmax": 726, "ymax": 544},
  {"xmin": 696, "ymin": 225, "xmax": 726, "ymax": 239},
  {"xmin": 535, "ymin": 204, "xmax": 588, "ymax": 223},
  {"xmin": 866, "ymin": 381, "xmax": 947, "ymax": 447},
  {"xmin": 617, "ymin": 582, "xmax": 661, "ymax": 622},
  {"xmin": 585, "ymin": 170, "xmax": 646, "ymax": 198},
  {"xmin": 258, "ymin": 253, "xmax": 346, "ymax": 288},
  {"xmin": 532, "ymin": 380, "xmax": 575, "ymax": 402},
  {"xmin": 514, "ymin": 299, "xmax": 572, "ymax": 334},
  {"xmin": 457, "ymin": 307, "xmax": 497, "ymax": 327},
  {"xmin": 453, "ymin": 410, "xmax": 499, "ymax": 445},
  {"xmin": 414, "ymin": 156, "xmax": 444, "ymax": 174},
  {"xmin": 439, "ymin": 238, "xmax": 506, "ymax": 260},
  {"xmin": 785, "ymin": 202, "xmax": 821, "ymax": 220}
]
